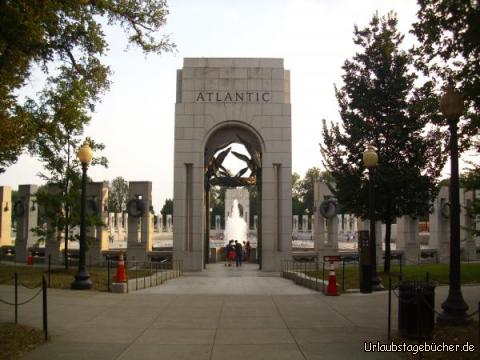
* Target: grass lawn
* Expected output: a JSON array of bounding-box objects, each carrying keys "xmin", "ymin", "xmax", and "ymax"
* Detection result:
[
  {"xmin": 0, "ymin": 263, "xmax": 162, "ymax": 291},
  {"xmin": 305, "ymin": 262, "xmax": 480, "ymax": 291},
  {"xmin": 0, "ymin": 323, "xmax": 45, "ymax": 360}
]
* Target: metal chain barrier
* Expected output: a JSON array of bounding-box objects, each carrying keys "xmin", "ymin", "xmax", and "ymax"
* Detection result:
[
  {"xmin": 15, "ymin": 288, "xmax": 43, "ymax": 306},
  {"xmin": 0, "ymin": 273, "xmax": 48, "ymax": 341},
  {"xmin": 417, "ymin": 292, "xmax": 480, "ymax": 319},
  {"xmin": 19, "ymin": 280, "xmax": 43, "ymax": 290}
]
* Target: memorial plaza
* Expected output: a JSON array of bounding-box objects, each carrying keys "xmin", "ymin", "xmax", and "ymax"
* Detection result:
[{"xmin": 0, "ymin": 263, "xmax": 478, "ymax": 360}]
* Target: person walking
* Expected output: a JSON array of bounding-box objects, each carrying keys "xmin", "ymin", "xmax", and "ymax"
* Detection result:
[
  {"xmin": 226, "ymin": 240, "xmax": 235, "ymax": 267},
  {"xmin": 235, "ymin": 240, "xmax": 243, "ymax": 267},
  {"xmin": 245, "ymin": 241, "xmax": 251, "ymax": 262}
]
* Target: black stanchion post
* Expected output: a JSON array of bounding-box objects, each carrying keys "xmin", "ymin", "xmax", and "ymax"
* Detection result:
[
  {"xmin": 14, "ymin": 272, "xmax": 18, "ymax": 324},
  {"xmin": 417, "ymin": 283, "xmax": 422, "ymax": 345},
  {"xmin": 322, "ymin": 260, "xmax": 325, "ymax": 293},
  {"xmin": 388, "ymin": 276, "xmax": 392, "ymax": 341},
  {"xmin": 48, "ymin": 255, "xmax": 51, "ymax": 288},
  {"xmin": 42, "ymin": 275, "xmax": 48, "ymax": 342},
  {"xmin": 135, "ymin": 261, "xmax": 138, "ymax": 291},
  {"xmin": 400, "ymin": 254, "xmax": 403, "ymax": 277},
  {"xmin": 342, "ymin": 259, "xmax": 345, "ymax": 292},
  {"xmin": 107, "ymin": 256, "xmax": 111, "ymax": 292}
]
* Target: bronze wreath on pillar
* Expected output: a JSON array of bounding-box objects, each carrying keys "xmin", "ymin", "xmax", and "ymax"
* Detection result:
[
  {"xmin": 319, "ymin": 198, "xmax": 338, "ymax": 219},
  {"xmin": 13, "ymin": 199, "xmax": 25, "ymax": 218},
  {"xmin": 127, "ymin": 197, "xmax": 146, "ymax": 218}
]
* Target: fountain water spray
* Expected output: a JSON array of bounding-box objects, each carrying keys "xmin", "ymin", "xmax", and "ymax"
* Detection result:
[{"xmin": 224, "ymin": 199, "xmax": 247, "ymax": 245}]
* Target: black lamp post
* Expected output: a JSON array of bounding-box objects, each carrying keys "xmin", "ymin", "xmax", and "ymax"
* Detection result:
[
  {"xmin": 71, "ymin": 140, "xmax": 93, "ymax": 290},
  {"xmin": 363, "ymin": 145, "xmax": 383, "ymax": 291},
  {"xmin": 437, "ymin": 83, "xmax": 469, "ymax": 324}
]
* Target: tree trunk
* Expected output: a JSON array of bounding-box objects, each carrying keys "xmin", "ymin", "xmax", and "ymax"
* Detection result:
[
  {"xmin": 64, "ymin": 135, "xmax": 71, "ymax": 270},
  {"xmin": 384, "ymin": 220, "xmax": 392, "ymax": 273},
  {"xmin": 64, "ymin": 202, "xmax": 69, "ymax": 270}
]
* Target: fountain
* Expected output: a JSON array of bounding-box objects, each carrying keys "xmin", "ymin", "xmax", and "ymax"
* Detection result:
[{"xmin": 224, "ymin": 199, "xmax": 247, "ymax": 245}]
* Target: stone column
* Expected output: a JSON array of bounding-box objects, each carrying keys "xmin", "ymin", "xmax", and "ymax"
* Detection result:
[
  {"xmin": 43, "ymin": 184, "xmax": 62, "ymax": 264},
  {"xmin": 313, "ymin": 181, "xmax": 339, "ymax": 257},
  {"xmin": 292, "ymin": 215, "xmax": 298, "ymax": 233},
  {"xmin": 0, "ymin": 186, "xmax": 12, "ymax": 247},
  {"xmin": 122, "ymin": 212, "xmax": 128, "ymax": 241},
  {"xmin": 462, "ymin": 189, "xmax": 476, "ymax": 261},
  {"xmin": 108, "ymin": 213, "xmax": 115, "ymax": 233},
  {"xmin": 396, "ymin": 216, "xmax": 420, "ymax": 265},
  {"xmin": 85, "ymin": 182, "xmax": 109, "ymax": 265},
  {"xmin": 215, "ymin": 215, "xmax": 221, "ymax": 230},
  {"xmin": 302, "ymin": 215, "xmax": 308, "ymax": 232},
  {"xmin": 14, "ymin": 185, "xmax": 38, "ymax": 262},
  {"xmin": 429, "ymin": 186, "xmax": 449, "ymax": 263},
  {"xmin": 159, "ymin": 214, "xmax": 164, "ymax": 232},
  {"xmin": 114, "ymin": 213, "xmax": 121, "ymax": 231},
  {"xmin": 126, "ymin": 182, "xmax": 153, "ymax": 262},
  {"xmin": 166, "ymin": 214, "xmax": 173, "ymax": 232}
]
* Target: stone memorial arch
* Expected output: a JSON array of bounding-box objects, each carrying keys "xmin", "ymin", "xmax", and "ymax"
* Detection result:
[{"xmin": 173, "ymin": 58, "xmax": 292, "ymax": 271}]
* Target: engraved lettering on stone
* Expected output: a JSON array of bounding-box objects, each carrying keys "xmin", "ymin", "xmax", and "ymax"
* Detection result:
[{"xmin": 194, "ymin": 91, "xmax": 271, "ymax": 103}]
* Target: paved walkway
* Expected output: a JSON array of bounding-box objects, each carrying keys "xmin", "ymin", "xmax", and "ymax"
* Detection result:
[{"xmin": 0, "ymin": 263, "xmax": 478, "ymax": 360}]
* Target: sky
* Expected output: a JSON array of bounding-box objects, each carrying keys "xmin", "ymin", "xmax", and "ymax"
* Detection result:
[{"xmin": 0, "ymin": 0, "xmax": 467, "ymax": 212}]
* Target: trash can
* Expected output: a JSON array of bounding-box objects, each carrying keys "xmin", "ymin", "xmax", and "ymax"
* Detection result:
[{"xmin": 398, "ymin": 281, "xmax": 435, "ymax": 339}]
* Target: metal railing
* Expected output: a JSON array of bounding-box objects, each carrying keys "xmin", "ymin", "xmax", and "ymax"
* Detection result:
[{"xmin": 105, "ymin": 257, "xmax": 183, "ymax": 292}]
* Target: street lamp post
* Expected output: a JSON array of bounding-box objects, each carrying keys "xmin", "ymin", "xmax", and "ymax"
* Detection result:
[
  {"xmin": 437, "ymin": 83, "xmax": 469, "ymax": 324},
  {"xmin": 71, "ymin": 140, "xmax": 93, "ymax": 290},
  {"xmin": 363, "ymin": 145, "xmax": 383, "ymax": 291}
]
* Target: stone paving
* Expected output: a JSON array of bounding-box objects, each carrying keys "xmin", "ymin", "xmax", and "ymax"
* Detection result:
[{"xmin": 0, "ymin": 263, "xmax": 478, "ymax": 359}]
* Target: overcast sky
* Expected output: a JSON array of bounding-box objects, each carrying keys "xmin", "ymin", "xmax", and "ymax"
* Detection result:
[{"xmin": 1, "ymin": 0, "xmax": 465, "ymax": 211}]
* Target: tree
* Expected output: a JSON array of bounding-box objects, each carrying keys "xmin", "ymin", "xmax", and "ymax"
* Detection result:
[
  {"xmin": 29, "ymin": 79, "xmax": 108, "ymax": 268},
  {"xmin": 299, "ymin": 167, "xmax": 321, "ymax": 214},
  {"xmin": 0, "ymin": 0, "xmax": 175, "ymax": 173},
  {"xmin": 292, "ymin": 172, "xmax": 304, "ymax": 215},
  {"xmin": 412, "ymin": 0, "xmax": 480, "ymax": 150},
  {"xmin": 320, "ymin": 12, "xmax": 446, "ymax": 272},
  {"xmin": 461, "ymin": 165, "xmax": 480, "ymax": 237},
  {"xmin": 160, "ymin": 198, "xmax": 173, "ymax": 225},
  {"xmin": 109, "ymin": 177, "xmax": 129, "ymax": 213}
]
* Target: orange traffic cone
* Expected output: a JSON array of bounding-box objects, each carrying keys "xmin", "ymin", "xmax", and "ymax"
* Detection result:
[
  {"xmin": 326, "ymin": 261, "xmax": 339, "ymax": 296},
  {"xmin": 116, "ymin": 252, "xmax": 127, "ymax": 282},
  {"xmin": 27, "ymin": 251, "xmax": 33, "ymax": 266}
]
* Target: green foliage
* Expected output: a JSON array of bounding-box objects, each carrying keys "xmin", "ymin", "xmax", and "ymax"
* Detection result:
[
  {"xmin": 292, "ymin": 172, "xmax": 304, "ymax": 215},
  {"xmin": 292, "ymin": 168, "xmax": 332, "ymax": 215},
  {"xmin": 160, "ymin": 197, "xmax": 173, "ymax": 226},
  {"xmin": 208, "ymin": 187, "xmax": 224, "ymax": 228},
  {"xmin": 412, "ymin": 0, "xmax": 480, "ymax": 150},
  {"xmin": 320, "ymin": 12, "xmax": 446, "ymax": 270},
  {"xmin": 0, "ymin": 0, "xmax": 175, "ymax": 173},
  {"xmin": 461, "ymin": 166, "xmax": 480, "ymax": 237},
  {"xmin": 108, "ymin": 177, "xmax": 129, "ymax": 213}
]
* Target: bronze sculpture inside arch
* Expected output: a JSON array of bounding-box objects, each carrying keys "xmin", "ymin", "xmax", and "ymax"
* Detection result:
[
  {"xmin": 203, "ymin": 128, "xmax": 263, "ymax": 269},
  {"xmin": 205, "ymin": 134, "xmax": 261, "ymax": 189}
]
